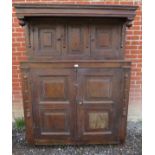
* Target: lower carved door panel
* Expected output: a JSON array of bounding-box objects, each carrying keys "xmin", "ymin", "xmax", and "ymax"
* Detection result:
[
  {"xmin": 31, "ymin": 68, "xmax": 76, "ymax": 143},
  {"xmin": 77, "ymin": 69, "xmax": 124, "ymax": 144},
  {"xmin": 21, "ymin": 62, "xmax": 131, "ymax": 145}
]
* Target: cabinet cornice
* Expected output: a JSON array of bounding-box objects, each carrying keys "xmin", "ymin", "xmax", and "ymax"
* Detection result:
[{"xmin": 14, "ymin": 4, "xmax": 138, "ymax": 27}]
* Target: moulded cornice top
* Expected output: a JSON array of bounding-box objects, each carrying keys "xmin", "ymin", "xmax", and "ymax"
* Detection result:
[{"xmin": 14, "ymin": 4, "xmax": 138, "ymax": 26}]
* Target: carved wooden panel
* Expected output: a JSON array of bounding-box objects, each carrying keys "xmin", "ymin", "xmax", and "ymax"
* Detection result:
[
  {"xmin": 33, "ymin": 24, "xmax": 62, "ymax": 57},
  {"xmin": 29, "ymin": 20, "xmax": 123, "ymax": 60},
  {"xmin": 17, "ymin": 3, "xmax": 136, "ymax": 145},
  {"xmin": 86, "ymin": 77, "xmax": 112, "ymax": 100},
  {"xmin": 79, "ymin": 69, "xmax": 122, "ymax": 103},
  {"xmin": 63, "ymin": 24, "xmax": 90, "ymax": 58},
  {"xmin": 39, "ymin": 108, "xmax": 70, "ymax": 135},
  {"xmin": 21, "ymin": 70, "xmax": 34, "ymax": 144},
  {"xmin": 88, "ymin": 112, "xmax": 109, "ymax": 130},
  {"xmin": 90, "ymin": 24, "xmax": 122, "ymax": 59},
  {"xmin": 31, "ymin": 68, "xmax": 75, "ymax": 139},
  {"xmin": 40, "ymin": 77, "xmax": 68, "ymax": 102},
  {"xmin": 21, "ymin": 62, "xmax": 131, "ymax": 144},
  {"xmin": 81, "ymin": 106, "xmax": 113, "ymax": 133},
  {"xmin": 77, "ymin": 68, "xmax": 123, "ymax": 141}
]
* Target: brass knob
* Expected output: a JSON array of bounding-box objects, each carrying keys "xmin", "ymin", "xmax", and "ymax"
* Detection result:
[
  {"xmin": 74, "ymin": 64, "xmax": 79, "ymax": 68},
  {"xmin": 79, "ymin": 101, "xmax": 82, "ymax": 105}
]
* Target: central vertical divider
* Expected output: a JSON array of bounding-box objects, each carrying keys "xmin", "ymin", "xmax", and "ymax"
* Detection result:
[{"xmin": 73, "ymin": 64, "xmax": 79, "ymax": 142}]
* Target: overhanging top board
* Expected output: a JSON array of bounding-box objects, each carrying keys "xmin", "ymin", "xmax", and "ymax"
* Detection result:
[{"xmin": 14, "ymin": 4, "xmax": 138, "ymax": 26}]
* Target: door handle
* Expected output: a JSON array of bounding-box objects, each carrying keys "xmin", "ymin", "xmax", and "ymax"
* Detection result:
[
  {"xmin": 74, "ymin": 64, "xmax": 79, "ymax": 68},
  {"xmin": 78, "ymin": 101, "xmax": 82, "ymax": 105}
]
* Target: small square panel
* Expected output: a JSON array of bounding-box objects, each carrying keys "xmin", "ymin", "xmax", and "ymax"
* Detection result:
[
  {"xmin": 43, "ymin": 32, "xmax": 53, "ymax": 47},
  {"xmin": 89, "ymin": 112, "xmax": 109, "ymax": 130},
  {"xmin": 40, "ymin": 29, "xmax": 56, "ymax": 49},
  {"xmin": 97, "ymin": 32, "xmax": 110, "ymax": 47},
  {"xmin": 96, "ymin": 27, "xmax": 112, "ymax": 48},
  {"xmin": 41, "ymin": 77, "xmax": 67, "ymax": 101},
  {"xmin": 44, "ymin": 81, "xmax": 65, "ymax": 98},
  {"xmin": 86, "ymin": 77, "xmax": 112, "ymax": 100},
  {"xmin": 42, "ymin": 112, "xmax": 67, "ymax": 132}
]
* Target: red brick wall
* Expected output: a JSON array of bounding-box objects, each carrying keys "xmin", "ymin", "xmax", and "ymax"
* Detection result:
[{"xmin": 12, "ymin": 0, "xmax": 142, "ymax": 120}]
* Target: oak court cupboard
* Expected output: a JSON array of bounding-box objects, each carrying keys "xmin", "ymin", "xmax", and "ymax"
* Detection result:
[{"xmin": 14, "ymin": 4, "xmax": 138, "ymax": 145}]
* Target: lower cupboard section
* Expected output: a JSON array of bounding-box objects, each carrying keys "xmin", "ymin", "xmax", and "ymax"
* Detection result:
[{"xmin": 21, "ymin": 61, "xmax": 131, "ymax": 145}]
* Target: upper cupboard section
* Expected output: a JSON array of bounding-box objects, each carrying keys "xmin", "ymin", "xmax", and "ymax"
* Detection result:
[{"xmin": 27, "ymin": 19, "xmax": 124, "ymax": 60}]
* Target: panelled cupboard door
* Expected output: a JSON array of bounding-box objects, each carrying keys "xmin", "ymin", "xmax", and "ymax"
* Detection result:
[
  {"xmin": 62, "ymin": 23, "xmax": 90, "ymax": 58},
  {"xmin": 90, "ymin": 24, "xmax": 122, "ymax": 59},
  {"xmin": 31, "ymin": 68, "xmax": 76, "ymax": 143},
  {"xmin": 21, "ymin": 62, "xmax": 130, "ymax": 145},
  {"xmin": 33, "ymin": 23, "xmax": 62, "ymax": 58},
  {"xmin": 77, "ymin": 68, "xmax": 123, "ymax": 143},
  {"xmin": 30, "ymin": 21, "xmax": 123, "ymax": 60}
]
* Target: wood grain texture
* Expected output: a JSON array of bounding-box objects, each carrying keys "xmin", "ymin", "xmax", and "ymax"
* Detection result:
[
  {"xmin": 17, "ymin": 4, "xmax": 136, "ymax": 145},
  {"xmin": 21, "ymin": 61, "xmax": 131, "ymax": 145},
  {"xmin": 23, "ymin": 18, "xmax": 125, "ymax": 60},
  {"xmin": 14, "ymin": 4, "xmax": 138, "ymax": 27}
]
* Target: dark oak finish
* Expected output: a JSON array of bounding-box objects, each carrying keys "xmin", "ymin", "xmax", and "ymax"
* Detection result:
[
  {"xmin": 90, "ymin": 22, "xmax": 122, "ymax": 59},
  {"xmin": 21, "ymin": 61, "xmax": 131, "ymax": 145},
  {"xmin": 14, "ymin": 4, "xmax": 138, "ymax": 27},
  {"xmin": 77, "ymin": 68, "xmax": 123, "ymax": 142},
  {"xmin": 27, "ymin": 19, "xmax": 123, "ymax": 60},
  {"xmin": 15, "ymin": 4, "xmax": 137, "ymax": 145},
  {"xmin": 31, "ymin": 68, "xmax": 76, "ymax": 142}
]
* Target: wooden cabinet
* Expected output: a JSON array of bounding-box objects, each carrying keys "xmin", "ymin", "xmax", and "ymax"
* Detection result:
[
  {"xmin": 15, "ymin": 4, "xmax": 137, "ymax": 145},
  {"xmin": 28, "ymin": 19, "xmax": 123, "ymax": 60},
  {"xmin": 21, "ymin": 61, "xmax": 131, "ymax": 144}
]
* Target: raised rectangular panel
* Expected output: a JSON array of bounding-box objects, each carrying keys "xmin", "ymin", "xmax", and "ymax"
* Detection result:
[
  {"xmin": 86, "ymin": 77, "xmax": 112, "ymax": 100},
  {"xmin": 33, "ymin": 68, "xmax": 75, "ymax": 105},
  {"xmin": 88, "ymin": 112, "xmax": 109, "ymax": 130},
  {"xmin": 42, "ymin": 112, "xmax": 66, "ymax": 132},
  {"xmin": 78, "ymin": 69, "xmax": 123, "ymax": 104},
  {"xmin": 40, "ymin": 29, "xmax": 55, "ymax": 48},
  {"xmin": 78, "ymin": 106, "xmax": 114, "ymax": 138},
  {"xmin": 63, "ymin": 24, "xmax": 90, "ymax": 57},
  {"xmin": 33, "ymin": 25, "xmax": 62, "ymax": 57},
  {"xmin": 96, "ymin": 27, "xmax": 112, "ymax": 48},
  {"xmin": 40, "ymin": 110, "xmax": 69, "ymax": 134},
  {"xmin": 69, "ymin": 26, "xmax": 81, "ymax": 52},
  {"xmin": 41, "ymin": 77, "xmax": 67, "ymax": 101},
  {"xmin": 91, "ymin": 24, "xmax": 121, "ymax": 59}
]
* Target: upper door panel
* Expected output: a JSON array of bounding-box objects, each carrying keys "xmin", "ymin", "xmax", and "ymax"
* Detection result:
[
  {"xmin": 90, "ymin": 23, "xmax": 122, "ymax": 59},
  {"xmin": 29, "ymin": 19, "xmax": 124, "ymax": 60},
  {"xmin": 62, "ymin": 23, "xmax": 90, "ymax": 59},
  {"xmin": 33, "ymin": 23, "xmax": 62, "ymax": 58}
]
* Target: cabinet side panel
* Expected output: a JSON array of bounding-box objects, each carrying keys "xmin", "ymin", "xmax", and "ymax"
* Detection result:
[{"xmin": 21, "ymin": 67, "xmax": 34, "ymax": 144}]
